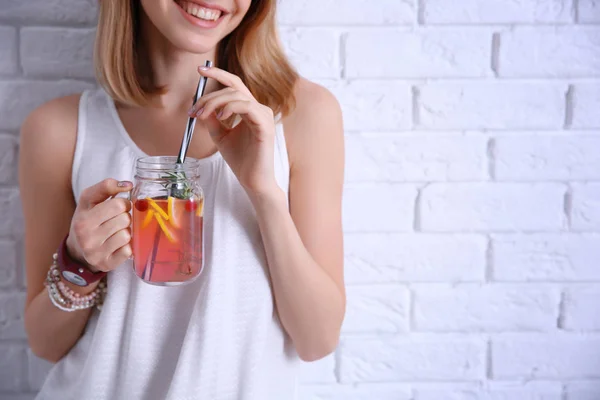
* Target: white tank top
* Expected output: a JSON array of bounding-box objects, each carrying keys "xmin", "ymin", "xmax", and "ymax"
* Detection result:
[{"xmin": 35, "ymin": 88, "xmax": 300, "ymax": 400}]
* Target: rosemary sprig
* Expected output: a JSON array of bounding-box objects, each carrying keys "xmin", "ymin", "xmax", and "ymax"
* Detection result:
[{"xmin": 161, "ymin": 171, "xmax": 193, "ymax": 199}]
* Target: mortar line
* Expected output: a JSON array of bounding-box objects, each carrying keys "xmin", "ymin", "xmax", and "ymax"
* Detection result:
[
  {"xmin": 491, "ymin": 32, "xmax": 501, "ymax": 77},
  {"xmin": 411, "ymin": 86, "xmax": 420, "ymax": 130},
  {"xmin": 564, "ymin": 184, "xmax": 573, "ymax": 230},
  {"xmin": 485, "ymin": 235, "xmax": 494, "ymax": 282},
  {"xmin": 339, "ymin": 32, "xmax": 347, "ymax": 80},
  {"xmin": 564, "ymin": 85, "xmax": 574, "ymax": 129},
  {"xmin": 486, "ymin": 338, "xmax": 493, "ymax": 379},
  {"xmin": 15, "ymin": 25, "xmax": 24, "ymax": 77},
  {"xmin": 557, "ymin": 290, "xmax": 567, "ymax": 329},
  {"xmin": 333, "ymin": 348, "xmax": 342, "ymax": 383},
  {"xmin": 486, "ymin": 138, "xmax": 496, "ymax": 181},
  {"xmin": 417, "ymin": 0, "xmax": 425, "ymax": 25}
]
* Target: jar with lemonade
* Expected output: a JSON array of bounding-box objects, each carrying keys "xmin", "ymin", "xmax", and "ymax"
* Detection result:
[{"xmin": 130, "ymin": 156, "xmax": 204, "ymax": 286}]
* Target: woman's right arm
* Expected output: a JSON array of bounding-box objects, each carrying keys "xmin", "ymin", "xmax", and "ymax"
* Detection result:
[{"xmin": 19, "ymin": 95, "xmax": 133, "ymax": 363}]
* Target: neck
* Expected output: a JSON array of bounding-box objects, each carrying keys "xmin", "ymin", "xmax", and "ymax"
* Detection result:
[{"xmin": 139, "ymin": 10, "xmax": 221, "ymax": 112}]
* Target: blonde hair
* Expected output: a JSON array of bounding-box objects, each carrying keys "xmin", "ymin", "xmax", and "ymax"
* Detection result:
[{"xmin": 94, "ymin": 0, "xmax": 299, "ymax": 116}]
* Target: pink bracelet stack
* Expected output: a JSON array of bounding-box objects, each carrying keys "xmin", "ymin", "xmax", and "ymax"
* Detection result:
[{"xmin": 44, "ymin": 253, "xmax": 107, "ymax": 312}]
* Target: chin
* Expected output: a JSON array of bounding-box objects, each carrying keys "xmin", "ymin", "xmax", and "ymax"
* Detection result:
[{"xmin": 141, "ymin": 0, "xmax": 250, "ymax": 54}]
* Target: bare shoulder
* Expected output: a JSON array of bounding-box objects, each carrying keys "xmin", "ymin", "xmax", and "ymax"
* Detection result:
[
  {"xmin": 20, "ymin": 94, "xmax": 81, "ymax": 162},
  {"xmin": 282, "ymin": 78, "xmax": 344, "ymax": 169},
  {"xmin": 284, "ymin": 78, "xmax": 342, "ymax": 130},
  {"xmin": 19, "ymin": 94, "xmax": 82, "ymax": 186},
  {"xmin": 21, "ymin": 94, "xmax": 81, "ymax": 142}
]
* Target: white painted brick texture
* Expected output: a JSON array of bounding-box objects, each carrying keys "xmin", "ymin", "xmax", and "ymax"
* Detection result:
[
  {"xmin": 2, "ymin": 0, "xmax": 600, "ymax": 398},
  {"xmin": 573, "ymin": 84, "xmax": 600, "ymax": 128},
  {"xmin": 414, "ymin": 382, "xmax": 564, "ymax": 400},
  {"xmin": 499, "ymin": 27, "xmax": 600, "ymax": 77},
  {"xmin": 423, "ymin": 0, "xmax": 572, "ymax": 24}
]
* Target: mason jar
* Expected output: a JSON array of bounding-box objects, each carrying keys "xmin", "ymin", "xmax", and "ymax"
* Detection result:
[{"xmin": 130, "ymin": 156, "xmax": 205, "ymax": 286}]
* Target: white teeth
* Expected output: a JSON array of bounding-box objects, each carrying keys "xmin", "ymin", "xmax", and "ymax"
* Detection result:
[{"xmin": 181, "ymin": 1, "xmax": 221, "ymax": 21}]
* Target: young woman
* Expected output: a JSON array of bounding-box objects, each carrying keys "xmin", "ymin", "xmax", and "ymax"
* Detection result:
[{"xmin": 18, "ymin": 0, "xmax": 345, "ymax": 398}]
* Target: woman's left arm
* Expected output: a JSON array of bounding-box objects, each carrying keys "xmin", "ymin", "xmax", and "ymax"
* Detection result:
[
  {"xmin": 248, "ymin": 81, "xmax": 346, "ymax": 362},
  {"xmin": 192, "ymin": 69, "xmax": 346, "ymax": 361}
]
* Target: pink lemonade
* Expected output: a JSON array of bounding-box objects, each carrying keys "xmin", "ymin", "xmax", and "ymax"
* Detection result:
[{"xmin": 132, "ymin": 196, "xmax": 204, "ymax": 285}]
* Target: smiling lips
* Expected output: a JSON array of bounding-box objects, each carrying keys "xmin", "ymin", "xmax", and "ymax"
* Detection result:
[{"xmin": 177, "ymin": 0, "xmax": 223, "ymax": 21}]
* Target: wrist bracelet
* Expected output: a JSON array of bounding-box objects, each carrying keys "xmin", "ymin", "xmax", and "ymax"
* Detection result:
[{"xmin": 44, "ymin": 253, "xmax": 107, "ymax": 312}]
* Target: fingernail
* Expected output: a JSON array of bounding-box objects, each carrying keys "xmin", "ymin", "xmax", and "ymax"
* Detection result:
[
  {"xmin": 196, "ymin": 107, "xmax": 204, "ymax": 117},
  {"xmin": 199, "ymin": 66, "xmax": 210, "ymax": 71},
  {"xmin": 187, "ymin": 106, "xmax": 195, "ymax": 114},
  {"xmin": 117, "ymin": 181, "xmax": 132, "ymax": 187},
  {"xmin": 217, "ymin": 110, "xmax": 224, "ymax": 119}
]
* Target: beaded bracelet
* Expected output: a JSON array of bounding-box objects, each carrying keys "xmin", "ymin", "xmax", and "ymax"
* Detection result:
[{"xmin": 44, "ymin": 253, "xmax": 107, "ymax": 312}]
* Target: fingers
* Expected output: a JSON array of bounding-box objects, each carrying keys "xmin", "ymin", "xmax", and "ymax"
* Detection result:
[
  {"xmin": 197, "ymin": 65, "xmax": 253, "ymax": 97},
  {"xmin": 188, "ymin": 87, "xmax": 237, "ymax": 116},
  {"xmin": 87, "ymin": 228, "xmax": 132, "ymax": 272},
  {"xmin": 69, "ymin": 178, "xmax": 134, "ymax": 272},
  {"xmin": 87, "ymin": 197, "xmax": 132, "ymax": 227},
  {"xmin": 97, "ymin": 212, "xmax": 132, "ymax": 240},
  {"xmin": 190, "ymin": 91, "xmax": 251, "ymax": 120},
  {"xmin": 102, "ymin": 228, "xmax": 132, "ymax": 255},
  {"xmin": 79, "ymin": 178, "xmax": 133, "ymax": 209},
  {"xmin": 106, "ymin": 243, "xmax": 134, "ymax": 270}
]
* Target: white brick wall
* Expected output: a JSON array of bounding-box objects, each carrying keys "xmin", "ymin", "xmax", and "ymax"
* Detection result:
[{"xmin": 1, "ymin": 0, "xmax": 599, "ymax": 399}]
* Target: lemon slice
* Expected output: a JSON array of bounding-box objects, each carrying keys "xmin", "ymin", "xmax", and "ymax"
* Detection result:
[
  {"xmin": 147, "ymin": 198, "xmax": 169, "ymax": 221},
  {"xmin": 196, "ymin": 197, "xmax": 204, "ymax": 217},
  {"xmin": 168, "ymin": 196, "xmax": 183, "ymax": 228},
  {"xmin": 154, "ymin": 213, "xmax": 177, "ymax": 243},
  {"xmin": 142, "ymin": 210, "xmax": 155, "ymax": 228}
]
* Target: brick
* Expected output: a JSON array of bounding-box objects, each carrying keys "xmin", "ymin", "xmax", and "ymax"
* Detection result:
[
  {"xmin": 320, "ymin": 80, "xmax": 411, "ymax": 131},
  {"xmin": 0, "ymin": 345, "xmax": 26, "ymax": 391},
  {"xmin": 346, "ymin": 29, "xmax": 492, "ymax": 78},
  {"xmin": 499, "ymin": 27, "xmax": 600, "ymax": 77},
  {"xmin": 342, "ymin": 184, "xmax": 416, "ymax": 232},
  {"xmin": 421, "ymin": 183, "xmax": 566, "ymax": 232},
  {"xmin": 565, "ymin": 382, "xmax": 600, "ymax": 400},
  {"xmin": 0, "ymin": 81, "xmax": 94, "ymax": 131},
  {"xmin": 493, "ymin": 234, "xmax": 600, "ymax": 281},
  {"xmin": 0, "ymin": 189, "xmax": 23, "ymax": 239},
  {"xmin": 20, "ymin": 28, "xmax": 95, "ymax": 79},
  {"xmin": 413, "ymin": 284, "xmax": 560, "ymax": 332},
  {"xmin": 345, "ymin": 133, "xmax": 487, "ymax": 182},
  {"xmin": 572, "ymin": 183, "xmax": 600, "ymax": 231},
  {"xmin": 0, "ymin": 26, "xmax": 17, "ymax": 75},
  {"xmin": 573, "ymin": 84, "xmax": 600, "ymax": 128},
  {"xmin": 417, "ymin": 83, "xmax": 566, "ymax": 130},
  {"xmin": 277, "ymin": 0, "xmax": 414, "ymax": 25},
  {"xmin": 0, "ymin": 395, "xmax": 37, "ymax": 400},
  {"xmin": 563, "ymin": 285, "xmax": 600, "ymax": 331},
  {"xmin": 280, "ymin": 28, "xmax": 339, "ymax": 79},
  {"xmin": 344, "ymin": 234, "xmax": 486, "ymax": 283},
  {"xmin": 0, "ymin": 134, "xmax": 18, "ymax": 184},
  {"xmin": 414, "ymin": 382, "xmax": 563, "ymax": 400},
  {"xmin": 492, "ymin": 335, "xmax": 600, "ymax": 379},
  {"xmin": 0, "ymin": 292, "xmax": 26, "ymax": 339},
  {"xmin": 0, "ymin": 0, "xmax": 98, "ymax": 24},
  {"xmin": 299, "ymin": 384, "xmax": 412, "ymax": 400},
  {"xmin": 342, "ymin": 285, "xmax": 409, "ymax": 333},
  {"xmin": 27, "ymin": 350, "xmax": 53, "ymax": 390},
  {"xmin": 579, "ymin": 0, "xmax": 600, "ymax": 23},
  {"xmin": 495, "ymin": 135, "xmax": 600, "ymax": 180},
  {"xmin": 300, "ymin": 354, "xmax": 336, "ymax": 384},
  {"xmin": 0, "ymin": 240, "xmax": 17, "ymax": 288},
  {"xmin": 339, "ymin": 335, "xmax": 485, "ymax": 382},
  {"xmin": 423, "ymin": 0, "xmax": 571, "ymax": 23}
]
